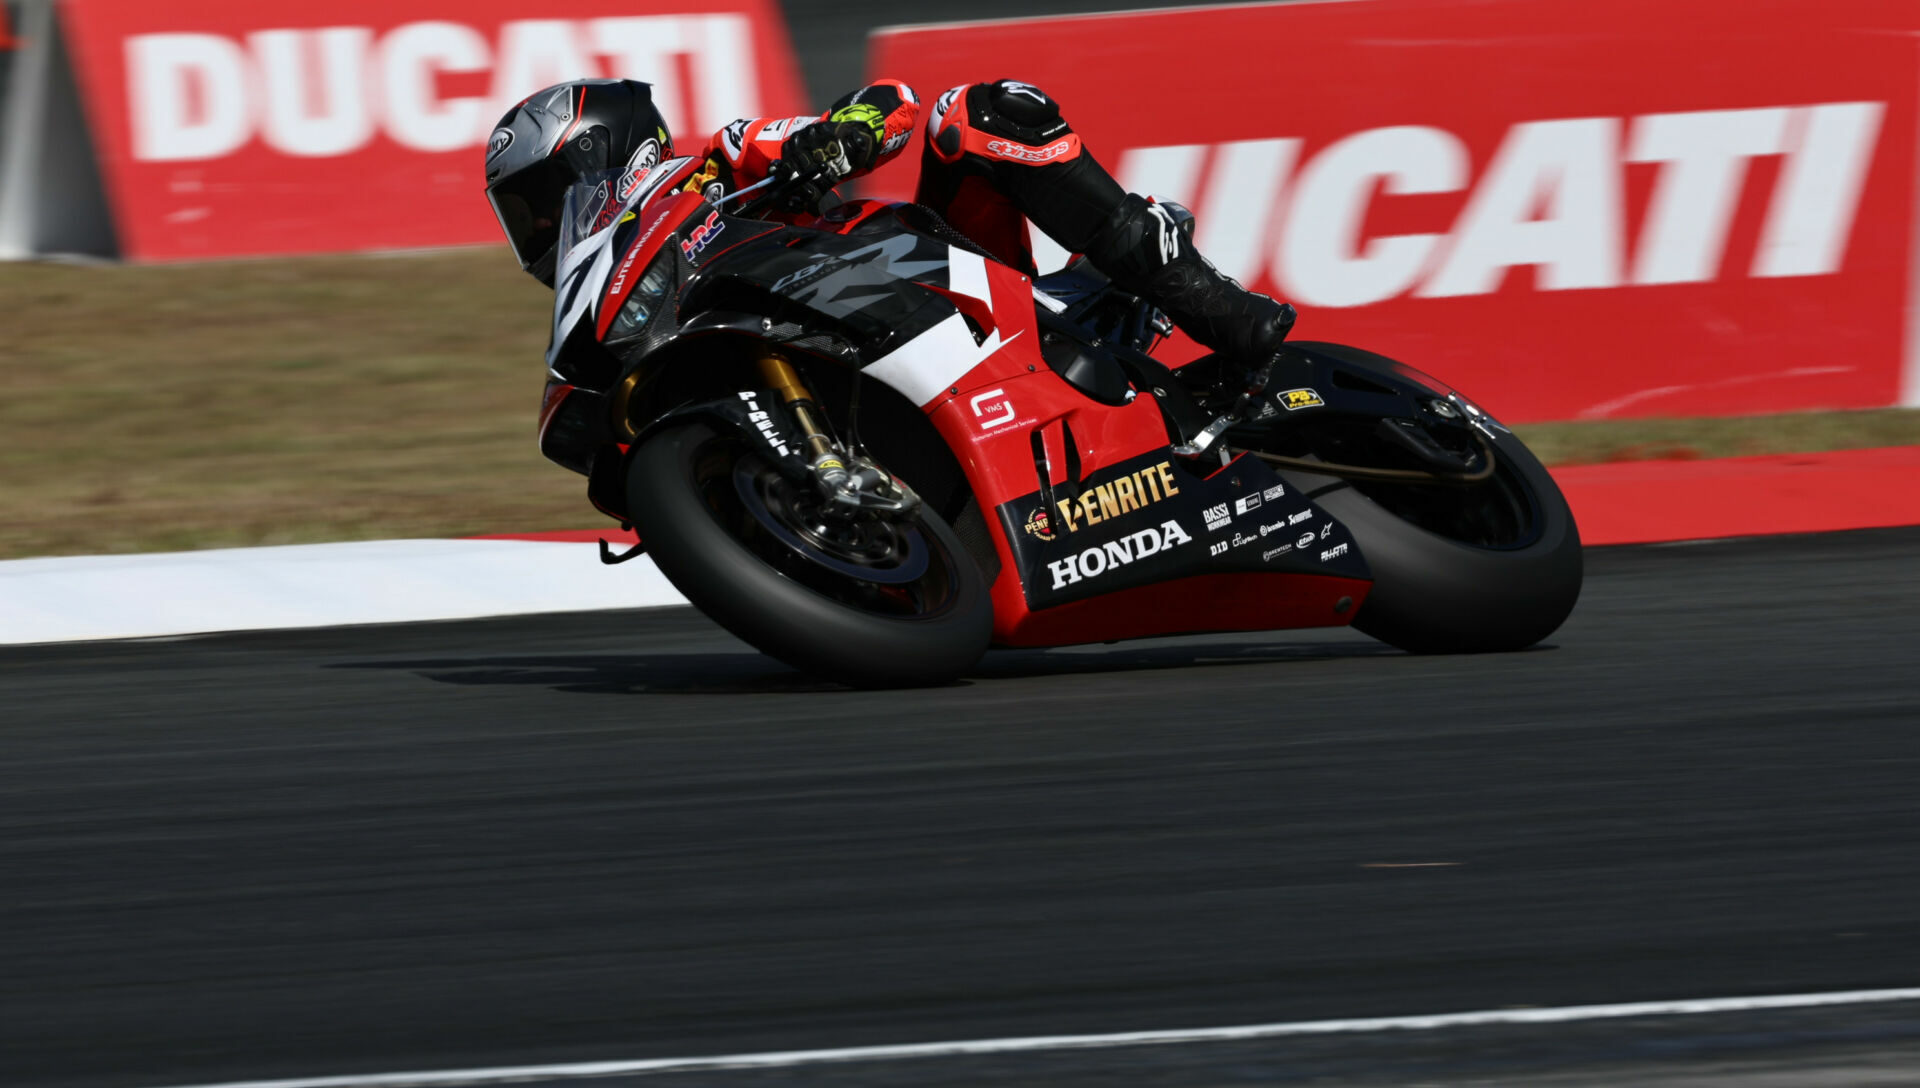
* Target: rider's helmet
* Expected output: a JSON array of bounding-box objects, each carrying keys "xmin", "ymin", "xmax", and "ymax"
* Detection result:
[{"xmin": 484, "ymin": 79, "xmax": 672, "ymax": 286}]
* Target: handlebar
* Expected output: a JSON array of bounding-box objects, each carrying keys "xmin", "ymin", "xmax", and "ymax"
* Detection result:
[{"xmin": 710, "ymin": 157, "xmax": 841, "ymax": 219}]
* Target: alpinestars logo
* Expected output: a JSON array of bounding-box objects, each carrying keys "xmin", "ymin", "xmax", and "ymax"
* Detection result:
[
  {"xmin": 986, "ymin": 138, "xmax": 1074, "ymax": 163},
  {"xmin": 1048, "ymin": 520, "xmax": 1194, "ymax": 589},
  {"xmin": 1000, "ymin": 81, "xmax": 1049, "ymax": 104}
]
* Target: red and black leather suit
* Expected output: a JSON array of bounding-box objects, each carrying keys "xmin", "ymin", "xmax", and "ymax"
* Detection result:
[{"xmin": 683, "ymin": 78, "xmax": 1296, "ymax": 375}]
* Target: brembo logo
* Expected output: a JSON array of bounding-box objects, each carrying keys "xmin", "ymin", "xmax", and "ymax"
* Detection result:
[
  {"xmin": 1117, "ymin": 103, "xmax": 1885, "ymax": 306},
  {"xmin": 1048, "ymin": 520, "xmax": 1194, "ymax": 589},
  {"xmin": 125, "ymin": 15, "xmax": 761, "ymax": 161}
]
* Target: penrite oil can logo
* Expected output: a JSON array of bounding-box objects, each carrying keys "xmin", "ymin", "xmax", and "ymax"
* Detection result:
[
  {"xmin": 1023, "ymin": 507, "xmax": 1056, "ymax": 541},
  {"xmin": 1051, "ymin": 461, "xmax": 1181, "ymax": 534}
]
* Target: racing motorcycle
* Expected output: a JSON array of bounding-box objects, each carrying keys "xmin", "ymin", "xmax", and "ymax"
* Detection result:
[{"xmin": 535, "ymin": 156, "xmax": 1582, "ymax": 686}]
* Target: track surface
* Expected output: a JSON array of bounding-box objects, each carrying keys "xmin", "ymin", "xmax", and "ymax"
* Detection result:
[{"xmin": 5, "ymin": 529, "xmax": 1920, "ymax": 1087}]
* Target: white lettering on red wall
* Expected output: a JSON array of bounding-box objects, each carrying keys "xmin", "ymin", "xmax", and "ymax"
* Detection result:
[
  {"xmin": 1118, "ymin": 102, "xmax": 1885, "ymax": 309},
  {"xmin": 126, "ymin": 15, "xmax": 761, "ymax": 161}
]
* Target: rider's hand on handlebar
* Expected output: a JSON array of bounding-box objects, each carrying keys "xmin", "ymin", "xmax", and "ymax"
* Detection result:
[{"xmin": 776, "ymin": 117, "xmax": 881, "ymax": 213}]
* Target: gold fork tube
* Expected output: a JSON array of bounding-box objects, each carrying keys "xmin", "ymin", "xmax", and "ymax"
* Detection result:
[{"xmin": 755, "ymin": 351, "xmax": 838, "ymax": 464}]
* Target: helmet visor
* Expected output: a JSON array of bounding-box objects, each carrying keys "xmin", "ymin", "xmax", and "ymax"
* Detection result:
[{"xmin": 487, "ymin": 156, "xmax": 574, "ymax": 272}]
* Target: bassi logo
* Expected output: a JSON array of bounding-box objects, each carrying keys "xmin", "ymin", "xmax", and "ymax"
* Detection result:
[
  {"xmin": 971, "ymin": 388, "xmax": 1016, "ymax": 430},
  {"xmin": 1281, "ymin": 388, "xmax": 1324, "ymax": 411},
  {"xmin": 1235, "ymin": 493, "xmax": 1262, "ymax": 515},
  {"xmin": 1024, "ymin": 508, "xmax": 1055, "ymax": 541},
  {"xmin": 1320, "ymin": 543, "xmax": 1349, "ymax": 561},
  {"xmin": 1048, "ymin": 520, "xmax": 1193, "ymax": 589},
  {"xmin": 681, "ymin": 210, "xmax": 725, "ymax": 257},
  {"xmin": 1203, "ymin": 503, "xmax": 1231, "ymax": 531},
  {"xmin": 1053, "ymin": 461, "xmax": 1181, "ymax": 533}
]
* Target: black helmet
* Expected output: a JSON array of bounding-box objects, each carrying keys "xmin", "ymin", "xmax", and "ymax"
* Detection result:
[{"xmin": 484, "ymin": 79, "xmax": 672, "ymax": 285}]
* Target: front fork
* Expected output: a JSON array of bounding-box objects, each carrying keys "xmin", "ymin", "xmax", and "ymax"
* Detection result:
[{"xmin": 755, "ymin": 350, "xmax": 918, "ymax": 516}]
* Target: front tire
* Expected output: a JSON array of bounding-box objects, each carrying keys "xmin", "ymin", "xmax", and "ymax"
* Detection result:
[{"xmin": 627, "ymin": 421, "xmax": 993, "ymax": 686}]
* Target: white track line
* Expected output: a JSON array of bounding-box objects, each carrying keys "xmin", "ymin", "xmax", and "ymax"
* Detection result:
[{"xmin": 153, "ymin": 987, "xmax": 1920, "ymax": 1088}]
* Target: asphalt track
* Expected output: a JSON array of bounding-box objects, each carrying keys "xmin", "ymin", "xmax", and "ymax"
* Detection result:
[{"xmin": 5, "ymin": 528, "xmax": 1920, "ymax": 1088}]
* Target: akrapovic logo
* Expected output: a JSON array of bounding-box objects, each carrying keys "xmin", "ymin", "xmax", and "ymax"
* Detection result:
[
  {"xmin": 1117, "ymin": 102, "xmax": 1885, "ymax": 305},
  {"xmin": 1048, "ymin": 520, "xmax": 1193, "ymax": 589}
]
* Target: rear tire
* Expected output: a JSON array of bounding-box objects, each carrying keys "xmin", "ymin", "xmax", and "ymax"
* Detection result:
[
  {"xmin": 628, "ymin": 421, "xmax": 993, "ymax": 686},
  {"xmin": 1277, "ymin": 431, "xmax": 1580, "ymax": 654}
]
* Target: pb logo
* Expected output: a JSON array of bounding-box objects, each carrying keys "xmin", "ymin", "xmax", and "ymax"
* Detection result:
[{"xmin": 1280, "ymin": 388, "xmax": 1325, "ymax": 411}]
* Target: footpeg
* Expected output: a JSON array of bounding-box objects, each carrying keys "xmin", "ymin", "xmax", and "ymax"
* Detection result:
[{"xmin": 1172, "ymin": 352, "xmax": 1279, "ymax": 460}]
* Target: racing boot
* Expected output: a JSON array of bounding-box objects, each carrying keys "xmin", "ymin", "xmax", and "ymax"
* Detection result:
[{"xmin": 1084, "ymin": 193, "xmax": 1296, "ymax": 410}]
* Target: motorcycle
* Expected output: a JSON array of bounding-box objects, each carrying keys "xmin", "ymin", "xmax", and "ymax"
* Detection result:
[{"xmin": 533, "ymin": 155, "xmax": 1582, "ymax": 686}]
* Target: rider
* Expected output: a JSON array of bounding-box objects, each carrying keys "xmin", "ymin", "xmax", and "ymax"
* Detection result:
[{"xmin": 484, "ymin": 77, "xmax": 1295, "ymax": 397}]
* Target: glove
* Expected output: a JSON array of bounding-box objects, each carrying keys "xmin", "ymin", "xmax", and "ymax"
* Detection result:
[{"xmin": 779, "ymin": 104, "xmax": 886, "ymax": 183}]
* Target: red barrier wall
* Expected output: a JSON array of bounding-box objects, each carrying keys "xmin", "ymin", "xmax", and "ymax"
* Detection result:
[
  {"xmin": 58, "ymin": 0, "xmax": 806, "ymax": 260},
  {"xmin": 868, "ymin": 0, "xmax": 1920, "ymax": 423}
]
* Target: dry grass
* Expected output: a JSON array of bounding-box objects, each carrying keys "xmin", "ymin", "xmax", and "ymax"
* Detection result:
[
  {"xmin": 2, "ymin": 248, "xmax": 1916, "ymax": 559},
  {"xmin": 0, "ymin": 249, "xmax": 573, "ymax": 558}
]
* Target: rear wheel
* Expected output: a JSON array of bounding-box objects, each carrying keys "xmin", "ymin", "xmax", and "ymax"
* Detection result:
[
  {"xmin": 627, "ymin": 421, "xmax": 993, "ymax": 686},
  {"xmin": 1291, "ymin": 429, "xmax": 1581, "ymax": 653}
]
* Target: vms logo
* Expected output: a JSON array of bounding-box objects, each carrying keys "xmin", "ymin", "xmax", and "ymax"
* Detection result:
[{"xmin": 971, "ymin": 388, "xmax": 1016, "ymax": 431}]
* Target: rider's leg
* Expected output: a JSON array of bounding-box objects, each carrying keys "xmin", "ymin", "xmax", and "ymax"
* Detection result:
[{"xmin": 914, "ymin": 80, "xmax": 1295, "ymax": 380}]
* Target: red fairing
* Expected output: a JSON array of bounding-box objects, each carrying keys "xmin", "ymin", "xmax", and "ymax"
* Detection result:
[
  {"xmin": 892, "ymin": 255, "xmax": 1355, "ymax": 647},
  {"xmin": 1003, "ymin": 573, "xmax": 1372, "ymax": 647}
]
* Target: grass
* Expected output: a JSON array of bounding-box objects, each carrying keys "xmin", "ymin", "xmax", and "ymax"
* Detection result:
[{"xmin": 2, "ymin": 248, "xmax": 1917, "ymax": 559}]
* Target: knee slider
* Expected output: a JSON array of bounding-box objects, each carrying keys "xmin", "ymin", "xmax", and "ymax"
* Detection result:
[{"xmin": 976, "ymin": 80, "xmax": 1069, "ymax": 144}]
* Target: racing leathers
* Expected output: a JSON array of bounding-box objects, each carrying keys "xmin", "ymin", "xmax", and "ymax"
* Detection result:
[{"xmin": 674, "ymin": 78, "xmax": 1296, "ymax": 382}]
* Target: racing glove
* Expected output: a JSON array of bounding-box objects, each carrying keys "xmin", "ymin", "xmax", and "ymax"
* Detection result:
[{"xmin": 779, "ymin": 104, "xmax": 886, "ymax": 184}]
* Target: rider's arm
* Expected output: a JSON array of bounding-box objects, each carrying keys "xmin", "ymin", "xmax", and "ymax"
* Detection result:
[{"xmin": 682, "ymin": 79, "xmax": 921, "ymax": 197}]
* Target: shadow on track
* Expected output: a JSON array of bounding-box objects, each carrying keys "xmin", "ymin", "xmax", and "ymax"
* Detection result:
[{"xmin": 332, "ymin": 636, "xmax": 1407, "ymax": 695}]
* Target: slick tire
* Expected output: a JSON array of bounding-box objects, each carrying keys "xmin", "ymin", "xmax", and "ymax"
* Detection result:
[
  {"xmin": 1283, "ymin": 431, "xmax": 1582, "ymax": 654},
  {"xmin": 627, "ymin": 422, "xmax": 994, "ymax": 687}
]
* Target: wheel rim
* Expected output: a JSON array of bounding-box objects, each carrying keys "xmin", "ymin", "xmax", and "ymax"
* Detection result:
[
  {"xmin": 1347, "ymin": 445, "xmax": 1547, "ymax": 552},
  {"xmin": 686, "ymin": 433, "xmax": 967, "ymax": 620}
]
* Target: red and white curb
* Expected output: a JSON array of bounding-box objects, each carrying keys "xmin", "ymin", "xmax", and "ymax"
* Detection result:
[
  {"xmin": 0, "ymin": 538, "xmax": 686, "ymax": 645},
  {"xmin": 3, "ymin": 445, "xmax": 1916, "ymax": 647}
]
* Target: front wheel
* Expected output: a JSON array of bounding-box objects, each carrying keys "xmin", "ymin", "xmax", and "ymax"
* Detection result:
[{"xmin": 627, "ymin": 421, "xmax": 993, "ymax": 687}]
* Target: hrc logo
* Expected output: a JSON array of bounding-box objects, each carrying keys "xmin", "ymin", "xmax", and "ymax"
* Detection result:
[{"xmin": 680, "ymin": 210, "xmax": 726, "ymax": 258}]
